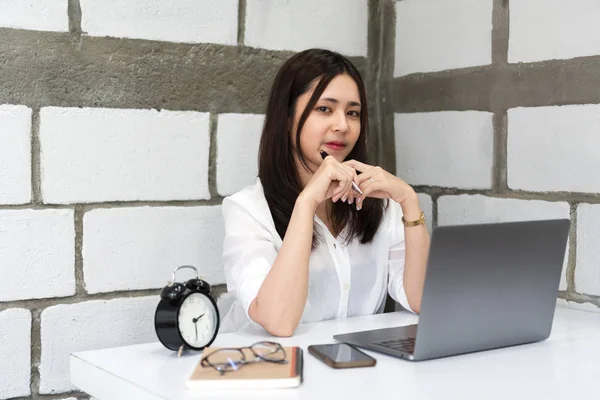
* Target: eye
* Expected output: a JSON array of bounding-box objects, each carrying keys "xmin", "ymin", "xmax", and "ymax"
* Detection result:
[
  {"xmin": 348, "ymin": 110, "xmax": 360, "ymax": 118},
  {"xmin": 316, "ymin": 106, "xmax": 331, "ymax": 113}
]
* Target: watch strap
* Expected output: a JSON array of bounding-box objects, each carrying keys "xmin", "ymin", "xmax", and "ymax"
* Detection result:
[{"xmin": 402, "ymin": 211, "xmax": 426, "ymax": 228}]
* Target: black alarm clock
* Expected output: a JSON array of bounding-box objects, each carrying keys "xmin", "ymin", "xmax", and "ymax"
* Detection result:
[{"xmin": 154, "ymin": 265, "xmax": 220, "ymax": 355}]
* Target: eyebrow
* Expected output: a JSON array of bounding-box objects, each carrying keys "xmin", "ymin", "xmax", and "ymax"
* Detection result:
[{"xmin": 320, "ymin": 97, "xmax": 361, "ymax": 107}]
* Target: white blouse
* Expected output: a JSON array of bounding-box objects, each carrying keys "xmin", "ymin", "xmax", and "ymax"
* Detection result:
[{"xmin": 217, "ymin": 178, "xmax": 414, "ymax": 333}]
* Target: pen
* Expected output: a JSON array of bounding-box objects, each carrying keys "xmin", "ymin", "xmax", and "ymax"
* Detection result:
[{"xmin": 320, "ymin": 151, "xmax": 363, "ymax": 196}]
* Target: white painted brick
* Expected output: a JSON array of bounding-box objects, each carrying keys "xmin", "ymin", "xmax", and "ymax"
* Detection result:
[
  {"xmin": 508, "ymin": 105, "xmax": 600, "ymax": 193},
  {"xmin": 80, "ymin": 0, "xmax": 238, "ymax": 45},
  {"xmin": 556, "ymin": 299, "xmax": 600, "ymax": 313},
  {"xmin": 40, "ymin": 107, "xmax": 210, "ymax": 204},
  {"xmin": 83, "ymin": 206, "xmax": 224, "ymax": 294},
  {"xmin": 0, "ymin": 309, "xmax": 31, "ymax": 398},
  {"xmin": 245, "ymin": 0, "xmax": 368, "ymax": 56},
  {"xmin": 438, "ymin": 195, "xmax": 570, "ymax": 290},
  {"xmin": 217, "ymin": 114, "xmax": 264, "ymax": 196},
  {"xmin": 0, "ymin": 0, "xmax": 67, "ymax": 32},
  {"xmin": 395, "ymin": 111, "xmax": 493, "ymax": 189},
  {"xmin": 437, "ymin": 195, "xmax": 570, "ymax": 226},
  {"xmin": 576, "ymin": 204, "xmax": 600, "ymax": 296},
  {"xmin": 0, "ymin": 209, "xmax": 75, "ymax": 301},
  {"xmin": 0, "ymin": 105, "xmax": 31, "ymax": 204},
  {"xmin": 39, "ymin": 297, "xmax": 158, "ymax": 393},
  {"xmin": 394, "ymin": 0, "xmax": 492, "ymax": 76},
  {"xmin": 416, "ymin": 193, "xmax": 433, "ymax": 233},
  {"xmin": 509, "ymin": 0, "xmax": 600, "ymax": 63}
]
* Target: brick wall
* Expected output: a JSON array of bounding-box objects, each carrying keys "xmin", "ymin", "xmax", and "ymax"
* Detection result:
[
  {"xmin": 0, "ymin": 1, "xmax": 373, "ymax": 398},
  {"xmin": 2, "ymin": 0, "xmax": 599, "ymax": 399},
  {"xmin": 394, "ymin": 0, "xmax": 600, "ymax": 313}
]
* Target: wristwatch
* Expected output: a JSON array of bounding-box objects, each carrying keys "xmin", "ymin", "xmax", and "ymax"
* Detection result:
[{"xmin": 402, "ymin": 211, "xmax": 426, "ymax": 228}]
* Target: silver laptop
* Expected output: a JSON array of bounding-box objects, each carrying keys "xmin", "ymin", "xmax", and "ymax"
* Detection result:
[{"xmin": 334, "ymin": 219, "xmax": 570, "ymax": 361}]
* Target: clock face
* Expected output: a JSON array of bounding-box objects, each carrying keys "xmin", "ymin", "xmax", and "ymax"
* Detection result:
[{"xmin": 177, "ymin": 292, "xmax": 218, "ymax": 349}]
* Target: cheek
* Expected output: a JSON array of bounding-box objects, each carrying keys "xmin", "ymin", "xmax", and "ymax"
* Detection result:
[
  {"xmin": 297, "ymin": 117, "xmax": 325, "ymax": 150},
  {"xmin": 349, "ymin": 120, "xmax": 362, "ymax": 142}
]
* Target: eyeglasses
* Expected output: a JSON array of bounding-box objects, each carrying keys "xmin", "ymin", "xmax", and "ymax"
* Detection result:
[{"xmin": 200, "ymin": 341, "xmax": 288, "ymax": 375}]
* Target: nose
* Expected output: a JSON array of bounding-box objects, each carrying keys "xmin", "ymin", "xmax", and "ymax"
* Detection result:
[{"xmin": 332, "ymin": 110, "xmax": 349, "ymax": 133}]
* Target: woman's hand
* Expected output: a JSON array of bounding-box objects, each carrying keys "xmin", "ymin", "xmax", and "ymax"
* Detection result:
[
  {"xmin": 298, "ymin": 155, "xmax": 360, "ymax": 209},
  {"xmin": 344, "ymin": 160, "xmax": 416, "ymax": 210}
]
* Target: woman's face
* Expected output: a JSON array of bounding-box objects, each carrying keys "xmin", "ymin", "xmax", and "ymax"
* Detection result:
[{"xmin": 291, "ymin": 73, "xmax": 362, "ymax": 171}]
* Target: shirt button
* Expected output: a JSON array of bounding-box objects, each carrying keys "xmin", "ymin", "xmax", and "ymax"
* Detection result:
[
  {"xmin": 333, "ymin": 243, "xmax": 337, "ymax": 249},
  {"xmin": 344, "ymin": 283, "xmax": 350, "ymax": 291}
]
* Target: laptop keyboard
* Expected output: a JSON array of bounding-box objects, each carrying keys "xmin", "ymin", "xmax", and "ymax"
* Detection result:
[{"xmin": 373, "ymin": 337, "xmax": 416, "ymax": 353}]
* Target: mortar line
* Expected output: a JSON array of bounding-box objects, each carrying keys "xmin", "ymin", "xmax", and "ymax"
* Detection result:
[
  {"xmin": 68, "ymin": 0, "xmax": 83, "ymax": 37},
  {"xmin": 567, "ymin": 203, "xmax": 578, "ymax": 294},
  {"xmin": 0, "ymin": 284, "xmax": 228, "ymax": 313},
  {"xmin": 492, "ymin": 111, "xmax": 508, "ymax": 192},
  {"xmin": 491, "ymin": 0, "xmax": 509, "ymax": 65},
  {"xmin": 31, "ymin": 109, "xmax": 42, "ymax": 205},
  {"xmin": 30, "ymin": 308, "xmax": 41, "ymax": 397},
  {"xmin": 208, "ymin": 113, "xmax": 219, "ymax": 198},
  {"xmin": 74, "ymin": 206, "xmax": 86, "ymax": 295},
  {"xmin": 237, "ymin": 0, "xmax": 247, "ymax": 46},
  {"xmin": 432, "ymin": 196, "xmax": 438, "ymax": 229}
]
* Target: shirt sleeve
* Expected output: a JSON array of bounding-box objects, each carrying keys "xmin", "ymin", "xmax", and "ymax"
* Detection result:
[
  {"xmin": 387, "ymin": 200, "xmax": 415, "ymax": 314},
  {"xmin": 222, "ymin": 196, "xmax": 279, "ymax": 323}
]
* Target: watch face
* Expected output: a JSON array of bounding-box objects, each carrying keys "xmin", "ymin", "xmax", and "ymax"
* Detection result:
[{"xmin": 177, "ymin": 292, "xmax": 218, "ymax": 349}]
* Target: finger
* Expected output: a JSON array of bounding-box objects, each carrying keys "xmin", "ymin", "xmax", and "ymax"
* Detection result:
[
  {"xmin": 356, "ymin": 167, "xmax": 380, "ymax": 186},
  {"xmin": 344, "ymin": 159, "xmax": 374, "ymax": 173},
  {"xmin": 357, "ymin": 181, "xmax": 383, "ymax": 210},
  {"xmin": 358, "ymin": 176, "xmax": 376, "ymax": 194},
  {"xmin": 341, "ymin": 165, "xmax": 357, "ymax": 202},
  {"xmin": 348, "ymin": 168, "xmax": 360, "ymax": 204},
  {"xmin": 332, "ymin": 179, "xmax": 346, "ymax": 202},
  {"xmin": 335, "ymin": 164, "xmax": 354, "ymax": 202},
  {"xmin": 325, "ymin": 161, "xmax": 347, "ymax": 201},
  {"xmin": 341, "ymin": 174, "xmax": 353, "ymax": 203},
  {"xmin": 347, "ymin": 187, "xmax": 356, "ymax": 204},
  {"xmin": 347, "ymin": 179, "xmax": 357, "ymax": 204}
]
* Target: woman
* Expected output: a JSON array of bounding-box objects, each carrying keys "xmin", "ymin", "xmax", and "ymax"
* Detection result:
[{"xmin": 218, "ymin": 49, "xmax": 430, "ymax": 336}]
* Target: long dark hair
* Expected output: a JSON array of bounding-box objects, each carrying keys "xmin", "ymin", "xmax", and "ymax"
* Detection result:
[{"xmin": 258, "ymin": 48, "xmax": 385, "ymax": 247}]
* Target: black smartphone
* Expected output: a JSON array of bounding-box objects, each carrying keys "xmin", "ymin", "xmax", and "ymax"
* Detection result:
[{"xmin": 308, "ymin": 343, "xmax": 376, "ymax": 369}]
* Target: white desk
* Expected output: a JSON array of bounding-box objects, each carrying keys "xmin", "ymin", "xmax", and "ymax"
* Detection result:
[{"xmin": 70, "ymin": 307, "xmax": 600, "ymax": 400}]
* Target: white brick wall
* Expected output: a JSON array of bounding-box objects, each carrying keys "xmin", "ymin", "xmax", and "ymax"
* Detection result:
[
  {"xmin": 39, "ymin": 297, "xmax": 158, "ymax": 393},
  {"xmin": 394, "ymin": 0, "xmax": 493, "ymax": 77},
  {"xmin": 508, "ymin": 105, "xmax": 600, "ymax": 193},
  {"xmin": 395, "ymin": 111, "xmax": 494, "ymax": 189},
  {"xmin": 509, "ymin": 0, "xmax": 600, "ymax": 63},
  {"xmin": 39, "ymin": 107, "xmax": 210, "ymax": 204},
  {"xmin": 438, "ymin": 195, "xmax": 570, "ymax": 290},
  {"xmin": 0, "ymin": 105, "xmax": 31, "ymax": 205},
  {"xmin": 416, "ymin": 193, "xmax": 433, "ymax": 233},
  {"xmin": 83, "ymin": 206, "xmax": 224, "ymax": 294},
  {"xmin": 576, "ymin": 204, "xmax": 600, "ymax": 296},
  {"xmin": 80, "ymin": 0, "xmax": 238, "ymax": 45},
  {"xmin": 0, "ymin": 309, "xmax": 31, "ymax": 398},
  {"xmin": 245, "ymin": 0, "xmax": 368, "ymax": 56},
  {"xmin": 0, "ymin": 209, "xmax": 75, "ymax": 301},
  {"xmin": 0, "ymin": 0, "xmax": 67, "ymax": 32},
  {"xmin": 217, "ymin": 114, "xmax": 264, "ymax": 196}
]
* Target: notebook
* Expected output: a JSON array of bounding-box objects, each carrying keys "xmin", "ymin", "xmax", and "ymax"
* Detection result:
[{"xmin": 187, "ymin": 346, "xmax": 303, "ymax": 391}]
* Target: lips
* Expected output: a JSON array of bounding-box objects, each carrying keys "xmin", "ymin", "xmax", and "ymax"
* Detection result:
[{"xmin": 324, "ymin": 141, "xmax": 346, "ymax": 151}]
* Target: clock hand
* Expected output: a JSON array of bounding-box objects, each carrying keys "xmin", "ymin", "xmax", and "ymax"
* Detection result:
[
  {"xmin": 195, "ymin": 323, "xmax": 198, "ymax": 342},
  {"xmin": 192, "ymin": 314, "xmax": 205, "ymax": 324}
]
